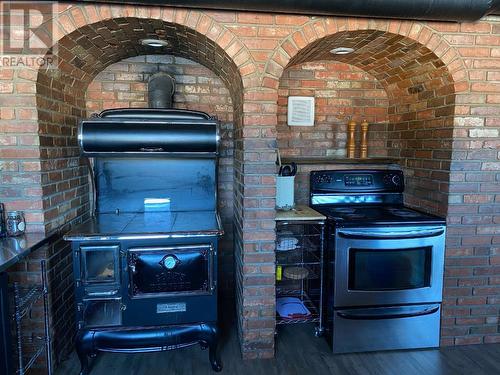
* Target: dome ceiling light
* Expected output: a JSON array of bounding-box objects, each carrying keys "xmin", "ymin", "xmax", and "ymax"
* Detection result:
[
  {"xmin": 141, "ymin": 39, "xmax": 169, "ymax": 48},
  {"xmin": 330, "ymin": 47, "xmax": 355, "ymax": 55}
]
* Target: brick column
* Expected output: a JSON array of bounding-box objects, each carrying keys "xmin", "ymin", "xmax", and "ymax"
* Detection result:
[{"xmin": 235, "ymin": 88, "xmax": 277, "ymax": 359}]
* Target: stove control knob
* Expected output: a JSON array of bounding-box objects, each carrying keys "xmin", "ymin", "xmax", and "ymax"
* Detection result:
[
  {"xmin": 315, "ymin": 174, "xmax": 329, "ymax": 184},
  {"xmin": 392, "ymin": 174, "xmax": 401, "ymax": 186}
]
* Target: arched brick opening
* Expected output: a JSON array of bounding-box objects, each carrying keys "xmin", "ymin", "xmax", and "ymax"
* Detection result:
[
  {"xmin": 270, "ymin": 23, "xmax": 474, "ymax": 350},
  {"xmin": 34, "ymin": 15, "xmax": 244, "ymax": 363},
  {"xmin": 36, "ymin": 17, "xmax": 244, "ymax": 231},
  {"xmin": 84, "ymin": 52, "xmax": 236, "ymax": 293},
  {"xmin": 275, "ymin": 29, "xmax": 457, "ymax": 216},
  {"xmin": 277, "ymin": 61, "xmax": 391, "ymax": 202}
]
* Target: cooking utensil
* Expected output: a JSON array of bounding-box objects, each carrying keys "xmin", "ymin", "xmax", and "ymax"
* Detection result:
[
  {"xmin": 279, "ymin": 162, "xmax": 297, "ymax": 177},
  {"xmin": 281, "ymin": 165, "xmax": 292, "ymax": 176}
]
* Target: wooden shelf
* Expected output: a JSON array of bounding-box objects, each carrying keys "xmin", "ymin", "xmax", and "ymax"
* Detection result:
[{"xmin": 281, "ymin": 157, "xmax": 399, "ymax": 165}]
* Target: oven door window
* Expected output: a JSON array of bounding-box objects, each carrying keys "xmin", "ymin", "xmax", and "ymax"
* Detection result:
[{"xmin": 348, "ymin": 247, "xmax": 432, "ymax": 291}]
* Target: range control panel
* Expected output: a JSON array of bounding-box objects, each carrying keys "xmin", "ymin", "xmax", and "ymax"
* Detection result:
[
  {"xmin": 310, "ymin": 169, "xmax": 404, "ymax": 193},
  {"xmin": 344, "ymin": 174, "xmax": 373, "ymax": 186}
]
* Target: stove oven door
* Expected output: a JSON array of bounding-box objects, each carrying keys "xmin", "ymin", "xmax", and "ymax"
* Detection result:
[
  {"xmin": 127, "ymin": 244, "xmax": 213, "ymax": 298},
  {"xmin": 334, "ymin": 225, "xmax": 445, "ymax": 307},
  {"xmin": 122, "ymin": 243, "xmax": 216, "ymax": 326}
]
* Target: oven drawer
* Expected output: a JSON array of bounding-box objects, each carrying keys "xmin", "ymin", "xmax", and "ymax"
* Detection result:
[
  {"xmin": 80, "ymin": 298, "xmax": 123, "ymax": 328},
  {"xmin": 127, "ymin": 244, "xmax": 213, "ymax": 298},
  {"xmin": 332, "ymin": 304, "xmax": 441, "ymax": 353}
]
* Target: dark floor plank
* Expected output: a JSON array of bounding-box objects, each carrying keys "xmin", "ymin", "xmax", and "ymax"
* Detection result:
[{"xmin": 56, "ymin": 324, "xmax": 500, "ymax": 375}]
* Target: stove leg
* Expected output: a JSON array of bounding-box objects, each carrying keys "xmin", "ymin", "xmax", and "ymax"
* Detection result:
[
  {"xmin": 76, "ymin": 349, "xmax": 89, "ymax": 375},
  {"xmin": 76, "ymin": 333, "xmax": 89, "ymax": 375},
  {"xmin": 209, "ymin": 342, "xmax": 222, "ymax": 372}
]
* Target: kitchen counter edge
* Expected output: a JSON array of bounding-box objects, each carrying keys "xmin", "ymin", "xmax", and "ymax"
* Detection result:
[{"xmin": 0, "ymin": 233, "xmax": 54, "ymax": 273}]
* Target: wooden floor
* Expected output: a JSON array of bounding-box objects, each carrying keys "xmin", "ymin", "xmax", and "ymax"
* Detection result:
[{"xmin": 56, "ymin": 322, "xmax": 500, "ymax": 375}]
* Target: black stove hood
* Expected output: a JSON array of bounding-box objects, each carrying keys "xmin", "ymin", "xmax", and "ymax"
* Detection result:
[{"xmin": 83, "ymin": 0, "xmax": 500, "ymax": 22}]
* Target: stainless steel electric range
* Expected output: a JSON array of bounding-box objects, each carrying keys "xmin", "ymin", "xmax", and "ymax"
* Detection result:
[
  {"xmin": 310, "ymin": 169, "xmax": 446, "ymax": 354},
  {"xmin": 64, "ymin": 108, "xmax": 223, "ymax": 374}
]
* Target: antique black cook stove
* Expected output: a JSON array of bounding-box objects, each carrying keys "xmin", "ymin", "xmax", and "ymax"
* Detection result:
[{"xmin": 64, "ymin": 107, "xmax": 223, "ymax": 374}]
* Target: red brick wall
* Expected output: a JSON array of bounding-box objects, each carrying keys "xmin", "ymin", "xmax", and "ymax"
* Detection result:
[
  {"xmin": 0, "ymin": 3, "xmax": 498, "ymax": 364},
  {"xmin": 85, "ymin": 54, "xmax": 235, "ymax": 295},
  {"xmin": 278, "ymin": 61, "xmax": 389, "ymax": 159}
]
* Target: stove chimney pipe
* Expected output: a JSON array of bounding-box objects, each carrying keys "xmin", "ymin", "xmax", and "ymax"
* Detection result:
[{"xmin": 148, "ymin": 73, "xmax": 175, "ymax": 109}]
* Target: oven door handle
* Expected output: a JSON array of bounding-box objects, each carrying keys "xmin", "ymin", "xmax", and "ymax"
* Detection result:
[
  {"xmin": 337, "ymin": 227, "xmax": 444, "ymax": 239},
  {"xmin": 336, "ymin": 304, "xmax": 440, "ymax": 320}
]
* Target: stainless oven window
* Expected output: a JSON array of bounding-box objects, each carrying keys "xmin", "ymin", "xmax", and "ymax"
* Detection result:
[{"xmin": 348, "ymin": 247, "xmax": 432, "ymax": 291}]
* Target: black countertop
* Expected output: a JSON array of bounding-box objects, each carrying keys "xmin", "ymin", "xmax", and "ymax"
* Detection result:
[
  {"xmin": 64, "ymin": 211, "xmax": 224, "ymax": 241},
  {"xmin": 0, "ymin": 233, "xmax": 51, "ymax": 273}
]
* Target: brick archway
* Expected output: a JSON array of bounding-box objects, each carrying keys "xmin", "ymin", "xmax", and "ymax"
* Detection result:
[
  {"xmin": 262, "ymin": 18, "xmax": 481, "ymax": 352},
  {"xmin": 263, "ymin": 18, "xmax": 467, "ymax": 91},
  {"xmin": 34, "ymin": 4, "xmax": 254, "ymax": 232},
  {"xmin": 266, "ymin": 22, "xmax": 465, "ymax": 217},
  {"xmin": 31, "ymin": 4, "xmax": 255, "ymax": 362}
]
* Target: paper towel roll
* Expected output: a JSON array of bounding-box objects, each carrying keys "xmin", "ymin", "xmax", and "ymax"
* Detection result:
[{"xmin": 276, "ymin": 175, "xmax": 295, "ymax": 209}]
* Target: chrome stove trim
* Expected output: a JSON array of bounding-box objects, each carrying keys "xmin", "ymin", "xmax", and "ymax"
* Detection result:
[{"xmin": 65, "ymin": 231, "xmax": 223, "ymax": 242}]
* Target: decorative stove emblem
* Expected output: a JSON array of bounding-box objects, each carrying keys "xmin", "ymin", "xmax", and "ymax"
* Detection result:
[{"xmin": 160, "ymin": 254, "xmax": 180, "ymax": 270}]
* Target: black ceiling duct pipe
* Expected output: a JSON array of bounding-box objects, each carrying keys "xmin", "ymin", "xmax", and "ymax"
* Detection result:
[{"xmin": 83, "ymin": 0, "xmax": 500, "ymax": 22}]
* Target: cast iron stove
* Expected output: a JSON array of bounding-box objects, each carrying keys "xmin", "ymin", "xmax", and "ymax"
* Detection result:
[{"xmin": 64, "ymin": 108, "xmax": 223, "ymax": 374}]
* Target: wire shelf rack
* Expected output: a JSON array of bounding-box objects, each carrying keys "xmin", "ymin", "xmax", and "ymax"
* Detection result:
[
  {"xmin": 275, "ymin": 220, "xmax": 325, "ymax": 336},
  {"xmin": 12, "ymin": 260, "xmax": 52, "ymax": 375}
]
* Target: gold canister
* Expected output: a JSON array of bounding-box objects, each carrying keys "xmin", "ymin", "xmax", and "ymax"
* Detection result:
[{"xmin": 360, "ymin": 119, "xmax": 369, "ymax": 159}]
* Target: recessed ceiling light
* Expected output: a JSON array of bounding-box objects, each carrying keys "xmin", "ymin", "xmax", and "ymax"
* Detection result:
[
  {"xmin": 141, "ymin": 39, "xmax": 169, "ymax": 48},
  {"xmin": 330, "ymin": 47, "xmax": 355, "ymax": 55}
]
